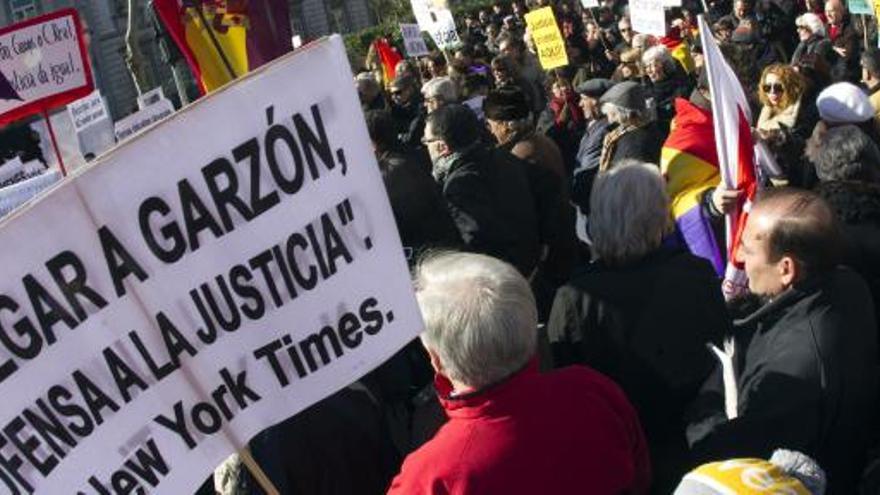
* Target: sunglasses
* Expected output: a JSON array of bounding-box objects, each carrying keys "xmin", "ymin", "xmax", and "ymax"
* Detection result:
[{"xmin": 762, "ymin": 83, "xmax": 784, "ymax": 94}]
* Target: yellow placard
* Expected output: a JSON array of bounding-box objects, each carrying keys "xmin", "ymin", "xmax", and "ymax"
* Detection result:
[{"xmin": 525, "ymin": 7, "xmax": 568, "ymax": 70}]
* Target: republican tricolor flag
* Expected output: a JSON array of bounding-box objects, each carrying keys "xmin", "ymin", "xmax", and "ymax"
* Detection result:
[
  {"xmin": 661, "ymin": 97, "xmax": 724, "ymax": 275},
  {"xmin": 153, "ymin": 0, "xmax": 293, "ymax": 94},
  {"xmin": 697, "ymin": 16, "xmax": 758, "ymax": 299}
]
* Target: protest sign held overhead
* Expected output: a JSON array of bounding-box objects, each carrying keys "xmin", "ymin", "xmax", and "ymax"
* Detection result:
[
  {"xmin": 525, "ymin": 7, "xmax": 569, "ymax": 70},
  {"xmin": 0, "ymin": 35, "xmax": 423, "ymax": 495},
  {"xmin": 427, "ymin": 9, "xmax": 461, "ymax": 50},
  {"xmin": 410, "ymin": 0, "xmax": 461, "ymax": 49},
  {"xmin": 631, "ymin": 0, "xmax": 667, "ymax": 37},
  {"xmin": 400, "ymin": 24, "xmax": 430, "ymax": 58},
  {"xmin": 0, "ymin": 9, "xmax": 93, "ymax": 125}
]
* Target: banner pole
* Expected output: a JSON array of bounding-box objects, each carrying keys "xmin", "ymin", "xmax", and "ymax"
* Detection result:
[
  {"xmin": 239, "ymin": 447, "xmax": 281, "ymax": 495},
  {"xmin": 194, "ymin": 5, "xmax": 238, "ymax": 80},
  {"xmin": 42, "ymin": 109, "xmax": 67, "ymax": 177}
]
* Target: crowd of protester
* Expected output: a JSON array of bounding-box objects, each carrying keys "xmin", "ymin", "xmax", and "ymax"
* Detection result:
[{"xmin": 199, "ymin": 0, "xmax": 880, "ymax": 493}]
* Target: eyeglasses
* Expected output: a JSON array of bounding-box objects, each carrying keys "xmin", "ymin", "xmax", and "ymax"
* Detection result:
[
  {"xmin": 620, "ymin": 28, "xmax": 632, "ymax": 33},
  {"xmin": 796, "ymin": 25, "xmax": 808, "ymax": 30},
  {"xmin": 762, "ymin": 83, "xmax": 784, "ymax": 94}
]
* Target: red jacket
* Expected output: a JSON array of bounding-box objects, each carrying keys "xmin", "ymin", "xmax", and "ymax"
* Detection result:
[{"xmin": 387, "ymin": 362, "xmax": 651, "ymax": 494}]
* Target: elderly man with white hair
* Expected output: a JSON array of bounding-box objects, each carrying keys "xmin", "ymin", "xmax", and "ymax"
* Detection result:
[
  {"xmin": 387, "ymin": 252, "xmax": 651, "ymax": 494},
  {"xmin": 421, "ymin": 76, "xmax": 459, "ymax": 114}
]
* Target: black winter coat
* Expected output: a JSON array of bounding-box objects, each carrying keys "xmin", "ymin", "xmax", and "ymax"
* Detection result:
[
  {"xmin": 608, "ymin": 122, "xmax": 666, "ymax": 167},
  {"xmin": 378, "ymin": 148, "xmax": 461, "ymax": 263},
  {"xmin": 546, "ymin": 247, "xmax": 728, "ymax": 492},
  {"xmin": 815, "ymin": 180, "xmax": 880, "ymax": 361},
  {"xmin": 437, "ymin": 145, "xmax": 541, "ymax": 276},
  {"xmin": 687, "ymin": 268, "xmax": 879, "ymax": 494}
]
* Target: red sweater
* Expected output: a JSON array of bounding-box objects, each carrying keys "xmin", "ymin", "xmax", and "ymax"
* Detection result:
[{"xmin": 387, "ymin": 363, "xmax": 651, "ymax": 494}]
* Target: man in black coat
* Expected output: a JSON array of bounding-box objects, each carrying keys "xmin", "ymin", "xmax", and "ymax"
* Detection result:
[
  {"xmin": 687, "ymin": 188, "xmax": 879, "ymax": 494},
  {"xmin": 389, "ymin": 75, "xmax": 427, "ymax": 149},
  {"xmin": 366, "ymin": 109, "xmax": 461, "ymax": 264},
  {"xmin": 424, "ymin": 104, "xmax": 541, "ymax": 276}
]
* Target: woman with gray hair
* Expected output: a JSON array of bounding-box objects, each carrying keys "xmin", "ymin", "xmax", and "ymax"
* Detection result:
[
  {"xmin": 389, "ymin": 251, "xmax": 651, "ymax": 494},
  {"xmin": 547, "ymin": 161, "xmax": 729, "ymax": 493},
  {"xmin": 791, "ymin": 13, "xmax": 834, "ymax": 67},
  {"xmin": 642, "ymin": 45, "xmax": 693, "ymax": 132}
]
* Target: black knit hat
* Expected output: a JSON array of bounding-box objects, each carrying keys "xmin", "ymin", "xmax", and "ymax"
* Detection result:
[{"xmin": 483, "ymin": 86, "xmax": 530, "ymax": 121}]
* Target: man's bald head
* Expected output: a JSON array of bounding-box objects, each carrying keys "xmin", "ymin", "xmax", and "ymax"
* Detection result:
[
  {"xmin": 825, "ymin": 0, "xmax": 846, "ymax": 25},
  {"xmin": 749, "ymin": 188, "xmax": 841, "ymax": 284}
]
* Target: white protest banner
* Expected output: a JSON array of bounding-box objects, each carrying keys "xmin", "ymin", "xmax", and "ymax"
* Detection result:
[
  {"xmin": 0, "ymin": 9, "xmax": 93, "ymax": 125},
  {"xmin": 137, "ymin": 86, "xmax": 166, "ymax": 110},
  {"xmin": 663, "ymin": 0, "xmax": 683, "ymax": 7},
  {"xmin": 114, "ymin": 97, "xmax": 175, "ymax": 141},
  {"xmin": 631, "ymin": 0, "xmax": 667, "ymax": 36},
  {"xmin": 580, "ymin": 0, "xmax": 600, "ymax": 8},
  {"xmin": 68, "ymin": 90, "xmax": 108, "ymax": 132},
  {"xmin": 400, "ymin": 23, "xmax": 430, "ymax": 57},
  {"xmin": 0, "ymin": 35, "xmax": 422, "ymax": 494}
]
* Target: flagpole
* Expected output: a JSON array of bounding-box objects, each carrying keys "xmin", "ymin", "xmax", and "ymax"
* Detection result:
[
  {"xmin": 194, "ymin": 5, "xmax": 238, "ymax": 80},
  {"xmin": 42, "ymin": 109, "xmax": 67, "ymax": 177},
  {"xmin": 239, "ymin": 447, "xmax": 281, "ymax": 495}
]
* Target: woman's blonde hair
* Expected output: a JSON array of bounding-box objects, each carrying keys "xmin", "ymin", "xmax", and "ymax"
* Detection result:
[{"xmin": 758, "ymin": 63, "xmax": 806, "ymax": 110}]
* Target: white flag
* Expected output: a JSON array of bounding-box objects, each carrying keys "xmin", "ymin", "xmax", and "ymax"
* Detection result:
[{"xmin": 697, "ymin": 15, "xmax": 758, "ymax": 299}]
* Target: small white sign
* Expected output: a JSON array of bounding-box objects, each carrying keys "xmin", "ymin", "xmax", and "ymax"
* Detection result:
[
  {"xmin": 400, "ymin": 24, "xmax": 430, "ymax": 57},
  {"xmin": 631, "ymin": 0, "xmax": 667, "ymax": 36},
  {"xmin": 67, "ymin": 89, "xmax": 108, "ymax": 131},
  {"xmin": 114, "ymin": 97, "xmax": 175, "ymax": 141},
  {"xmin": 426, "ymin": 9, "xmax": 461, "ymax": 50},
  {"xmin": 137, "ymin": 86, "xmax": 166, "ymax": 109}
]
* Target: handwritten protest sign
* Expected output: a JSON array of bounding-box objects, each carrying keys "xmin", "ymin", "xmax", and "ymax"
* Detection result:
[
  {"xmin": 427, "ymin": 9, "xmax": 461, "ymax": 49},
  {"xmin": 0, "ymin": 9, "xmax": 93, "ymax": 125},
  {"xmin": 400, "ymin": 24, "xmax": 430, "ymax": 57},
  {"xmin": 410, "ymin": 0, "xmax": 460, "ymax": 49},
  {"xmin": 525, "ymin": 7, "xmax": 569, "ymax": 70},
  {"xmin": 631, "ymin": 0, "xmax": 667, "ymax": 36},
  {"xmin": 67, "ymin": 90, "xmax": 108, "ymax": 132},
  {"xmin": 0, "ymin": 35, "xmax": 422, "ymax": 494}
]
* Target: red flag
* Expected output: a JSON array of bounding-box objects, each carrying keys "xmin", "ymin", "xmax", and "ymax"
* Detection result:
[{"xmin": 373, "ymin": 38, "xmax": 403, "ymax": 85}]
